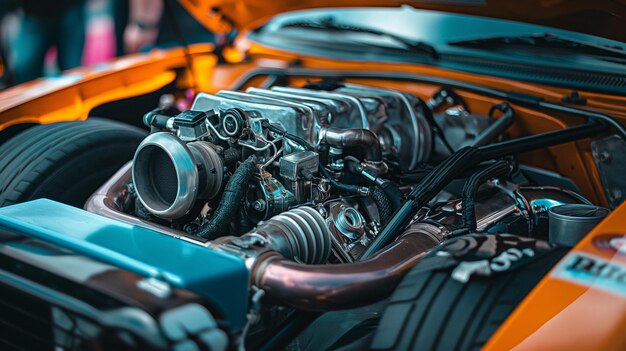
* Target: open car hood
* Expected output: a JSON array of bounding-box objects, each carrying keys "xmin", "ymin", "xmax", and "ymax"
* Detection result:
[{"xmin": 178, "ymin": 0, "xmax": 626, "ymax": 43}]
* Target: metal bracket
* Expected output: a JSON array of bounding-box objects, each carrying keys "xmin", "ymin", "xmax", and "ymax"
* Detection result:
[{"xmin": 592, "ymin": 135, "xmax": 626, "ymax": 208}]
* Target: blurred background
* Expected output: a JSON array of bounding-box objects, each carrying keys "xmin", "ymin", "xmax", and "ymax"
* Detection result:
[{"xmin": 0, "ymin": 0, "xmax": 214, "ymax": 88}]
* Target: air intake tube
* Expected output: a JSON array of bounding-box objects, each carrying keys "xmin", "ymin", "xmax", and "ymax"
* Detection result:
[
  {"xmin": 252, "ymin": 224, "xmax": 442, "ymax": 310},
  {"xmin": 132, "ymin": 132, "xmax": 224, "ymax": 219},
  {"xmin": 212, "ymin": 207, "xmax": 444, "ymax": 311}
]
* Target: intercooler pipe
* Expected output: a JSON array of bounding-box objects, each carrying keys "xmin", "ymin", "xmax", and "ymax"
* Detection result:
[
  {"xmin": 249, "ymin": 222, "xmax": 443, "ymax": 310},
  {"xmin": 318, "ymin": 126, "xmax": 383, "ymax": 163},
  {"xmin": 212, "ymin": 207, "xmax": 443, "ymax": 311}
]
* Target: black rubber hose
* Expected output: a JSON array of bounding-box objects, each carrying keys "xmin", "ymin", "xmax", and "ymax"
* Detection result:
[
  {"xmin": 343, "ymin": 157, "xmax": 403, "ymax": 218},
  {"xmin": 223, "ymin": 147, "xmax": 242, "ymax": 169},
  {"xmin": 420, "ymin": 99, "xmax": 454, "ymax": 154},
  {"xmin": 371, "ymin": 186, "xmax": 393, "ymax": 225},
  {"xmin": 409, "ymin": 146, "xmax": 481, "ymax": 206},
  {"xmin": 479, "ymin": 122, "xmax": 607, "ymax": 159},
  {"xmin": 380, "ymin": 181, "xmax": 403, "ymax": 211},
  {"xmin": 194, "ymin": 155, "xmax": 257, "ymax": 239},
  {"xmin": 461, "ymin": 160, "xmax": 511, "ymax": 231},
  {"xmin": 472, "ymin": 103, "xmax": 515, "ymax": 147},
  {"xmin": 143, "ymin": 107, "xmax": 179, "ymax": 133},
  {"xmin": 359, "ymin": 146, "xmax": 482, "ymax": 259},
  {"xmin": 344, "ymin": 156, "xmax": 399, "ymax": 205},
  {"xmin": 318, "ymin": 165, "xmax": 364, "ymax": 195}
]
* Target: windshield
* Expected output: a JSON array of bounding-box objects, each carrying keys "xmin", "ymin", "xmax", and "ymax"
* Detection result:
[{"xmin": 249, "ymin": 7, "xmax": 626, "ymax": 93}]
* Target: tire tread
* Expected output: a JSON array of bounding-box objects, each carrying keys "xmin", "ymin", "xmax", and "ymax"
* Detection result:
[
  {"xmin": 370, "ymin": 248, "xmax": 568, "ymax": 351},
  {"xmin": 0, "ymin": 119, "xmax": 145, "ymax": 207}
]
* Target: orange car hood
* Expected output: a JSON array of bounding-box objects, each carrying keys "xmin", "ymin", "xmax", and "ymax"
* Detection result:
[{"xmin": 178, "ymin": 0, "xmax": 626, "ymax": 43}]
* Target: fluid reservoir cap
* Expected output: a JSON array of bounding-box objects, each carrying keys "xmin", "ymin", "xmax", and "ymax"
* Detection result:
[
  {"xmin": 174, "ymin": 110, "xmax": 209, "ymax": 127},
  {"xmin": 173, "ymin": 110, "xmax": 212, "ymax": 141},
  {"xmin": 221, "ymin": 108, "xmax": 247, "ymax": 138}
]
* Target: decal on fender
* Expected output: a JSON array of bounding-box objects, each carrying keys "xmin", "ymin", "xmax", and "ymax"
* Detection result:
[
  {"xmin": 593, "ymin": 233, "xmax": 626, "ymax": 255},
  {"xmin": 552, "ymin": 252, "xmax": 626, "ymax": 297}
]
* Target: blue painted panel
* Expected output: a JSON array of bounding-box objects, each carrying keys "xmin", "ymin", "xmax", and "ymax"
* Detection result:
[{"xmin": 0, "ymin": 199, "xmax": 249, "ymax": 330}]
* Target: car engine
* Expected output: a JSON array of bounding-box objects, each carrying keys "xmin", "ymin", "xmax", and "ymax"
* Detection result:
[
  {"xmin": 84, "ymin": 81, "xmax": 594, "ymax": 346},
  {"xmin": 132, "ymin": 84, "xmax": 437, "ymax": 251}
]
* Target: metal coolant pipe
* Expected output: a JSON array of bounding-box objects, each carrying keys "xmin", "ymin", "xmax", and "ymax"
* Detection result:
[{"xmin": 318, "ymin": 126, "xmax": 383, "ymax": 162}]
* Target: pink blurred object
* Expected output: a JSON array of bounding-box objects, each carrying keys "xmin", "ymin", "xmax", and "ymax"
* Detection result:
[
  {"xmin": 176, "ymin": 89, "xmax": 196, "ymax": 111},
  {"xmin": 43, "ymin": 47, "xmax": 58, "ymax": 75},
  {"xmin": 83, "ymin": 17, "xmax": 116, "ymax": 66}
]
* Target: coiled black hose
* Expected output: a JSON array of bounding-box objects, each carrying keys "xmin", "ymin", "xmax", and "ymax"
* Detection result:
[
  {"xmin": 343, "ymin": 155, "xmax": 400, "ymax": 223},
  {"xmin": 194, "ymin": 155, "xmax": 257, "ymax": 239},
  {"xmin": 344, "ymin": 156, "xmax": 403, "ymax": 209}
]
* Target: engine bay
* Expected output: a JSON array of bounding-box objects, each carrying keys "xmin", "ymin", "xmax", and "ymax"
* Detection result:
[
  {"xmin": 81, "ymin": 76, "xmax": 619, "ymax": 346},
  {"xmin": 110, "ymin": 82, "xmax": 591, "ymax": 248}
]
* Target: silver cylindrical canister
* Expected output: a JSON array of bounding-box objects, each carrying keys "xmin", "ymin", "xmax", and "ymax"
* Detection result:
[{"xmin": 548, "ymin": 204, "xmax": 610, "ymax": 246}]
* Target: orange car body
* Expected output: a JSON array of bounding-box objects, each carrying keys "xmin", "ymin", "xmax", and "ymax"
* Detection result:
[{"xmin": 1, "ymin": 1, "xmax": 625, "ymax": 349}]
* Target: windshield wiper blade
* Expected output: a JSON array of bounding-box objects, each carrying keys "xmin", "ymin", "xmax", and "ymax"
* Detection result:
[
  {"xmin": 449, "ymin": 33, "xmax": 626, "ymax": 61},
  {"xmin": 281, "ymin": 17, "xmax": 439, "ymax": 60}
]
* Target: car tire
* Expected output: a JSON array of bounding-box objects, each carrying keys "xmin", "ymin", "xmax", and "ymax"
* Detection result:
[
  {"xmin": 370, "ymin": 246, "xmax": 568, "ymax": 351},
  {"xmin": 0, "ymin": 118, "xmax": 146, "ymax": 207}
]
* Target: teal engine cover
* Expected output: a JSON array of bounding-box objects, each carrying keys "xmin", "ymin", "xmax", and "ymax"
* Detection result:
[{"xmin": 0, "ymin": 199, "xmax": 249, "ymax": 331}]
